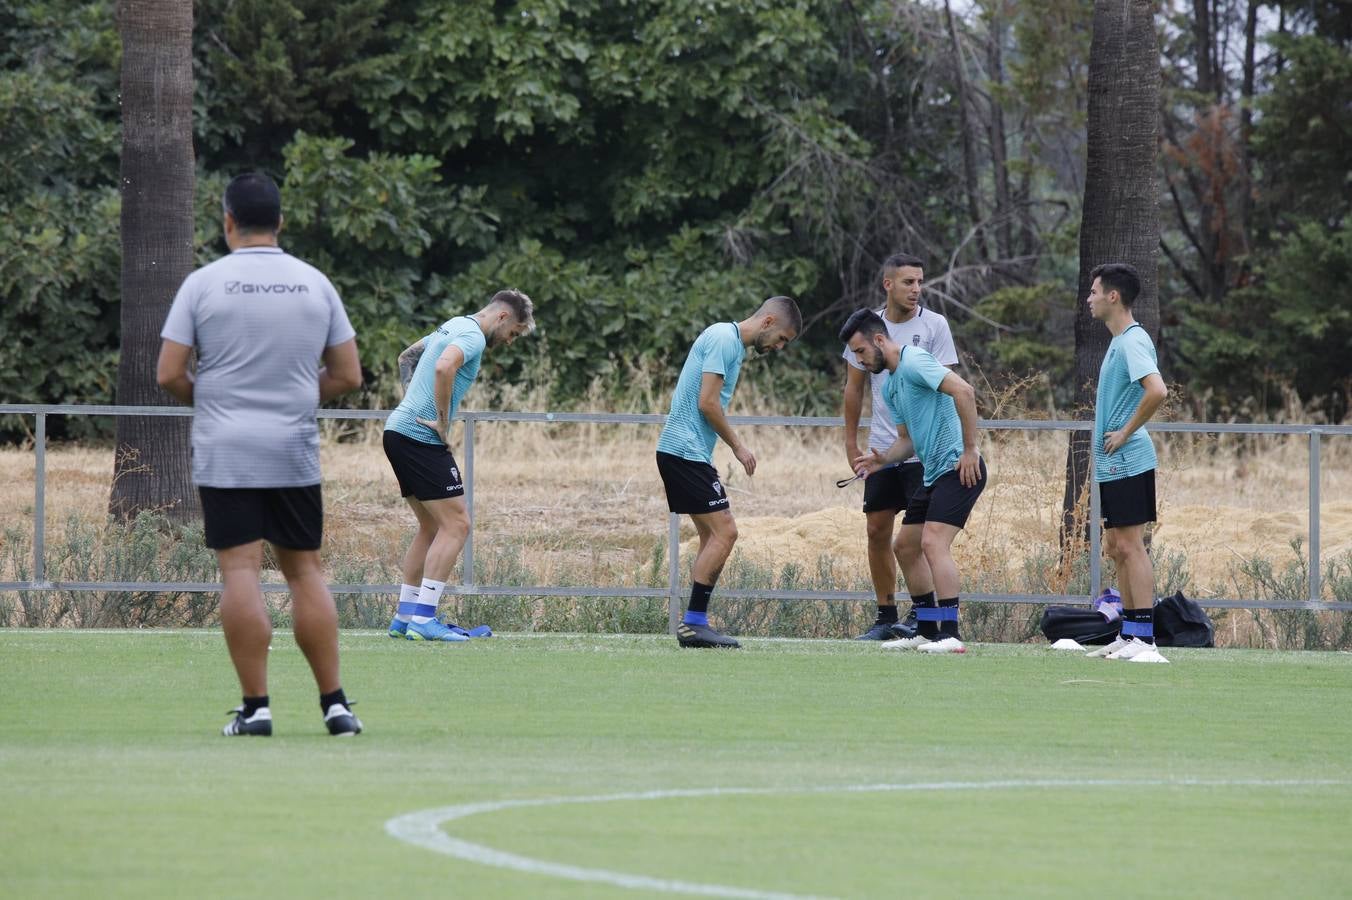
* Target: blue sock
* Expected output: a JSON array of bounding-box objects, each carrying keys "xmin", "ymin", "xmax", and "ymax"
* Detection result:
[
  {"xmin": 912, "ymin": 592, "xmax": 939, "ymax": 639},
  {"xmin": 1122, "ymin": 608, "xmax": 1154, "ymax": 644},
  {"xmin": 683, "ymin": 610, "xmax": 709, "ymax": 627}
]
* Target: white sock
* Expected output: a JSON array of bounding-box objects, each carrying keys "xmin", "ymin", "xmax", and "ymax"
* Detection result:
[
  {"xmin": 395, "ymin": 583, "xmax": 420, "ymax": 623},
  {"xmin": 411, "ymin": 578, "xmax": 446, "ymax": 624}
]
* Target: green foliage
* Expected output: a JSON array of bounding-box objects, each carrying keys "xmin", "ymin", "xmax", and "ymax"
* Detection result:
[
  {"xmin": 960, "ymin": 283, "xmax": 1074, "ymax": 393},
  {"xmin": 193, "ymin": 0, "xmax": 392, "ymax": 164},
  {"xmin": 1168, "ymin": 25, "xmax": 1352, "ymax": 418},
  {"xmin": 1250, "ymin": 31, "xmax": 1352, "ymax": 230},
  {"xmin": 0, "ymin": 27, "xmax": 122, "ymax": 437},
  {"xmin": 1181, "ymin": 221, "xmax": 1352, "ymax": 415},
  {"xmin": 2, "ymin": 0, "xmax": 1349, "ymax": 435}
]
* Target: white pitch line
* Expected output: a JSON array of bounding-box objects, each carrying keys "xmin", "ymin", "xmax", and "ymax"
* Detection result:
[{"xmin": 384, "ymin": 778, "xmax": 1351, "ymax": 899}]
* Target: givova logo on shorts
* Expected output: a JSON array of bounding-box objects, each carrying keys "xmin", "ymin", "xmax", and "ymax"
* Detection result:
[{"xmin": 708, "ymin": 480, "xmax": 726, "ymax": 506}]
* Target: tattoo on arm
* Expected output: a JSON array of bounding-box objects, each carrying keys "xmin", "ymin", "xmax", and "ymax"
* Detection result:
[{"xmin": 398, "ymin": 340, "xmax": 426, "ymax": 389}]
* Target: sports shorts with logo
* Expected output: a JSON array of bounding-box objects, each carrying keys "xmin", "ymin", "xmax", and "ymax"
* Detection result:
[
  {"xmin": 383, "ymin": 430, "xmax": 465, "ymax": 501},
  {"xmin": 902, "ymin": 458, "xmax": 987, "ymax": 528},
  {"xmin": 862, "ymin": 460, "xmax": 925, "ymax": 514},
  {"xmin": 199, "ymin": 485, "xmax": 323, "ymax": 551},
  {"xmin": 656, "ymin": 451, "xmax": 730, "ymax": 514},
  {"xmin": 1099, "ymin": 468, "xmax": 1156, "ymax": 529}
]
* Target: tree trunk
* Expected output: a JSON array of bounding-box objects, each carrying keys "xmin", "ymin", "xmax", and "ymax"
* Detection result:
[
  {"xmin": 110, "ymin": 0, "xmax": 199, "ymax": 523},
  {"xmin": 944, "ymin": 0, "xmax": 989, "ymax": 260},
  {"xmin": 1239, "ymin": 0, "xmax": 1258, "ymax": 249},
  {"xmin": 1061, "ymin": 0, "xmax": 1161, "ymax": 550},
  {"xmin": 985, "ymin": 2, "xmax": 1013, "ymax": 261}
]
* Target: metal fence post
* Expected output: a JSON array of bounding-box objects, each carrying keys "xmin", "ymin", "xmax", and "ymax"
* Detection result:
[
  {"xmin": 667, "ymin": 513, "xmax": 681, "ymax": 634},
  {"xmin": 462, "ymin": 417, "xmax": 475, "ymax": 588},
  {"xmin": 34, "ymin": 412, "xmax": 46, "ymax": 585},
  {"xmin": 1309, "ymin": 430, "xmax": 1321, "ymax": 603},
  {"xmin": 1089, "ymin": 477, "xmax": 1101, "ymax": 601}
]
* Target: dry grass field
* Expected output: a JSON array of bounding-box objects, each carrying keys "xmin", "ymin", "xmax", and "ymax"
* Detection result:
[{"xmin": 2, "ymin": 407, "xmax": 1349, "ymax": 646}]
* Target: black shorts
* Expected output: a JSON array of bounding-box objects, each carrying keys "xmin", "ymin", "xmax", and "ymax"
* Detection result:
[
  {"xmin": 383, "ymin": 430, "xmax": 464, "ymax": 501},
  {"xmin": 1099, "ymin": 469, "xmax": 1156, "ymax": 528},
  {"xmin": 862, "ymin": 461, "xmax": 925, "ymax": 514},
  {"xmin": 656, "ymin": 451, "xmax": 730, "ymax": 515},
  {"xmin": 902, "ymin": 458, "xmax": 987, "ymax": 528},
  {"xmin": 199, "ymin": 485, "xmax": 323, "ymax": 551}
]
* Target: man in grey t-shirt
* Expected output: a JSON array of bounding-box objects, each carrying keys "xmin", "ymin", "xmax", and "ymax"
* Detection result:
[{"xmin": 157, "ymin": 173, "xmax": 365, "ymax": 738}]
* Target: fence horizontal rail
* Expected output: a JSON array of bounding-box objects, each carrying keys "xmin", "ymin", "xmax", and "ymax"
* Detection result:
[
  {"xmin": 3, "ymin": 403, "xmax": 1350, "ymax": 434},
  {"xmin": 3, "ymin": 582, "xmax": 1347, "ymax": 613},
  {"xmin": 1, "ymin": 403, "xmax": 1346, "ymax": 622}
]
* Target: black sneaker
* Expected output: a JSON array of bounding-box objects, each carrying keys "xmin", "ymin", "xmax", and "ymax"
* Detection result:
[
  {"xmin": 855, "ymin": 620, "xmax": 899, "ymax": 641},
  {"xmin": 889, "ymin": 605, "xmax": 920, "ymax": 639},
  {"xmin": 222, "ymin": 706, "xmax": 272, "ymax": 737},
  {"xmin": 676, "ymin": 622, "xmax": 741, "ymax": 649},
  {"xmin": 323, "ymin": 702, "xmax": 363, "ymax": 736}
]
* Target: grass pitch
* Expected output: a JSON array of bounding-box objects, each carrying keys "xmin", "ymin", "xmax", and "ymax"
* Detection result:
[{"xmin": 3, "ymin": 631, "xmax": 1350, "ymax": 898}]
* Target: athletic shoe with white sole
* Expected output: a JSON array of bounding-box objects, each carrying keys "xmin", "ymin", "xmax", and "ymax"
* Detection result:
[
  {"xmin": 1107, "ymin": 638, "xmax": 1161, "ymax": 661},
  {"xmin": 324, "ymin": 703, "xmax": 363, "ymax": 736},
  {"xmin": 406, "ymin": 618, "xmax": 470, "ymax": 642},
  {"xmin": 1086, "ymin": 636, "xmax": 1129, "ymax": 658},
  {"xmin": 1128, "ymin": 645, "xmax": 1169, "ymax": 663},
  {"xmin": 855, "ymin": 621, "xmax": 900, "ymax": 641},
  {"xmin": 918, "ymin": 636, "xmax": 966, "ymax": 654},
  {"xmin": 222, "ymin": 706, "xmax": 272, "ymax": 737},
  {"xmin": 388, "ymin": 616, "xmax": 408, "ymax": 638},
  {"xmin": 881, "ymin": 634, "xmax": 931, "ymax": 650},
  {"xmin": 676, "ymin": 622, "xmax": 741, "ymax": 649}
]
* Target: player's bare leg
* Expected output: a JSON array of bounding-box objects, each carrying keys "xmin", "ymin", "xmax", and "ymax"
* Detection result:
[{"xmin": 678, "ymin": 510, "xmax": 741, "ymax": 648}]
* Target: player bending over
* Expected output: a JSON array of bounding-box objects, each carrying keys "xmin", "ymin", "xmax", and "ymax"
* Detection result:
[
  {"xmin": 656, "ymin": 296, "xmax": 801, "ymax": 648},
  {"xmin": 383, "ymin": 290, "xmax": 535, "ymax": 642},
  {"xmin": 841, "ymin": 308, "xmax": 985, "ymax": 654}
]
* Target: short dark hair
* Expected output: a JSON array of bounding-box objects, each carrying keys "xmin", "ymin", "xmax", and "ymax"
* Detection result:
[
  {"xmin": 489, "ymin": 288, "xmax": 535, "ymax": 332},
  {"xmin": 838, "ymin": 308, "xmax": 887, "ymax": 344},
  {"xmin": 1091, "ymin": 262, "xmax": 1141, "ymax": 306},
  {"xmin": 223, "ymin": 173, "xmax": 282, "ymax": 232},
  {"xmin": 757, "ymin": 295, "xmax": 802, "ymax": 335},
  {"xmin": 883, "ymin": 252, "xmax": 925, "ymax": 275}
]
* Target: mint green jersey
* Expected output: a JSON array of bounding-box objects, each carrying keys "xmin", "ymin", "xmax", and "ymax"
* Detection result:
[
  {"xmin": 385, "ymin": 316, "xmax": 486, "ymax": 446},
  {"xmin": 880, "ymin": 347, "xmax": 964, "ymax": 487},
  {"xmin": 1093, "ymin": 323, "xmax": 1160, "ymax": 482},
  {"xmin": 656, "ymin": 323, "xmax": 746, "ymax": 464}
]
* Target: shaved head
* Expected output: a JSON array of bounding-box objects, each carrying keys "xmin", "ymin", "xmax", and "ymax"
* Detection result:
[{"xmin": 754, "ymin": 295, "xmax": 802, "ymax": 335}]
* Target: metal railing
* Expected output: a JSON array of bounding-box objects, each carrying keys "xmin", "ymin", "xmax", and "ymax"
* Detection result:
[{"xmin": 2, "ymin": 403, "xmax": 1349, "ymax": 627}]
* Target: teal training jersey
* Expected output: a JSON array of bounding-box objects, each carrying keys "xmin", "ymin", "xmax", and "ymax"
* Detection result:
[
  {"xmin": 656, "ymin": 323, "xmax": 746, "ymax": 464},
  {"xmin": 1093, "ymin": 323, "xmax": 1160, "ymax": 482},
  {"xmin": 385, "ymin": 316, "xmax": 487, "ymax": 446},
  {"xmin": 880, "ymin": 347, "xmax": 964, "ymax": 487}
]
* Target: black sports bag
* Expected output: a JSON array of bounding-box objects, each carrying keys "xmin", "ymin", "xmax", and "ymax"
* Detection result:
[{"xmin": 1040, "ymin": 590, "xmax": 1216, "ymax": 647}]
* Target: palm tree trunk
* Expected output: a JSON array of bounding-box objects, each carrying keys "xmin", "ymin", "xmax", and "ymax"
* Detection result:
[
  {"xmin": 109, "ymin": 0, "xmax": 199, "ymax": 522},
  {"xmin": 1061, "ymin": 0, "xmax": 1161, "ymax": 551}
]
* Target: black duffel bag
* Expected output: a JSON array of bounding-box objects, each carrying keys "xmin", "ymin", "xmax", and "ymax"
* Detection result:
[
  {"xmin": 1153, "ymin": 590, "xmax": 1215, "ymax": 647},
  {"xmin": 1040, "ymin": 590, "xmax": 1216, "ymax": 648},
  {"xmin": 1040, "ymin": 605, "xmax": 1120, "ymax": 645}
]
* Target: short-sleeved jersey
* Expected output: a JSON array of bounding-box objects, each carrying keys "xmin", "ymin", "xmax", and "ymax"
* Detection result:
[
  {"xmin": 385, "ymin": 316, "xmax": 487, "ymax": 446},
  {"xmin": 160, "ymin": 247, "xmax": 355, "ymax": 489},
  {"xmin": 842, "ymin": 306, "xmax": 958, "ymax": 456},
  {"xmin": 880, "ymin": 347, "xmax": 964, "ymax": 487},
  {"xmin": 1093, "ymin": 323, "xmax": 1160, "ymax": 482},
  {"xmin": 656, "ymin": 323, "xmax": 747, "ymax": 465}
]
